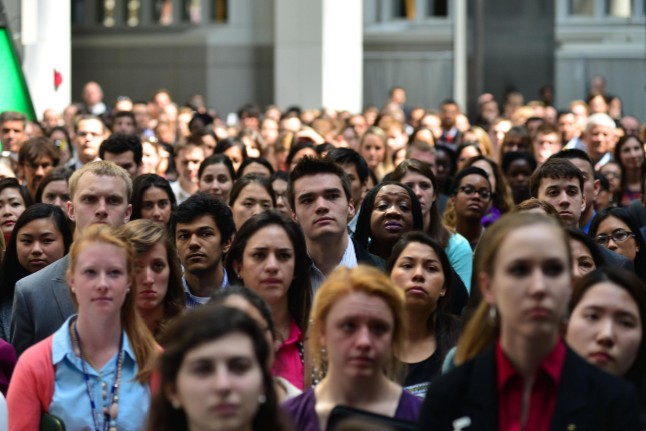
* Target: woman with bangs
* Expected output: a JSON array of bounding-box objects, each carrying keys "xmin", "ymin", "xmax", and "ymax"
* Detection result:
[
  {"xmin": 283, "ymin": 265, "xmax": 422, "ymax": 431},
  {"xmin": 7, "ymin": 225, "xmax": 158, "ymax": 430}
]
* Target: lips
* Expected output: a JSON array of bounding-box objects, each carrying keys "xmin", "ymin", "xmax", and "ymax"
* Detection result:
[
  {"xmin": 187, "ymin": 253, "xmax": 206, "ymax": 261},
  {"xmin": 211, "ymin": 403, "xmax": 239, "ymax": 415},
  {"xmin": 406, "ymin": 286, "xmax": 427, "ymax": 296},
  {"xmin": 349, "ymin": 356, "xmax": 374, "ymax": 366},
  {"xmin": 384, "ymin": 221, "xmax": 403, "ymax": 232},
  {"xmin": 2, "ymin": 220, "xmax": 15, "ymax": 227},
  {"xmin": 589, "ymin": 351, "xmax": 613, "ymax": 364},
  {"xmin": 29, "ymin": 259, "xmax": 47, "ymax": 267},
  {"xmin": 92, "ymin": 297, "xmax": 112, "ymax": 303},
  {"xmin": 138, "ymin": 290, "xmax": 157, "ymax": 299},
  {"xmin": 527, "ymin": 306, "xmax": 551, "ymax": 318},
  {"xmin": 260, "ymin": 278, "xmax": 282, "ymax": 286},
  {"xmin": 314, "ymin": 216, "xmax": 334, "ymax": 225}
]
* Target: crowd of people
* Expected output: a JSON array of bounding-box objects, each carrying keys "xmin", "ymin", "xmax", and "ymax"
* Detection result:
[{"xmin": 0, "ymin": 78, "xmax": 645, "ymax": 430}]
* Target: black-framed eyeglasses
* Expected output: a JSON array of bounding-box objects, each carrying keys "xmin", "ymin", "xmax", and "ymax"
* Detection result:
[
  {"xmin": 457, "ymin": 185, "xmax": 492, "ymax": 201},
  {"xmin": 594, "ymin": 229, "xmax": 635, "ymax": 246}
]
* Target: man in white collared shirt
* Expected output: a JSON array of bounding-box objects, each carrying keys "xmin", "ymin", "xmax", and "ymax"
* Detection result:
[{"xmin": 288, "ymin": 157, "xmax": 383, "ymax": 292}]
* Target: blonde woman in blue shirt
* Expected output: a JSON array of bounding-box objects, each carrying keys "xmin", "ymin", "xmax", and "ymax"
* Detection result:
[{"xmin": 8, "ymin": 225, "xmax": 158, "ymax": 430}]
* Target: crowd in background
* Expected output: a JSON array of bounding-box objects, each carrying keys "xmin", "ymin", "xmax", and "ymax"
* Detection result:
[{"xmin": 0, "ymin": 76, "xmax": 645, "ymax": 430}]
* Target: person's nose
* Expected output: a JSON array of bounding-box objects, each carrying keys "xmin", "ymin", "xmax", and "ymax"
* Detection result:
[
  {"xmin": 141, "ymin": 266, "xmax": 154, "ymax": 286},
  {"xmin": 528, "ymin": 268, "xmax": 547, "ymax": 298},
  {"xmin": 35, "ymin": 165, "xmax": 45, "ymax": 177},
  {"xmin": 188, "ymin": 234, "xmax": 201, "ymax": 250},
  {"xmin": 314, "ymin": 196, "xmax": 329, "ymax": 214},
  {"xmin": 211, "ymin": 367, "xmax": 232, "ymax": 393},
  {"xmin": 411, "ymin": 263, "xmax": 425, "ymax": 282},
  {"xmin": 30, "ymin": 241, "xmax": 43, "ymax": 256},
  {"xmin": 385, "ymin": 204, "xmax": 401, "ymax": 218},
  {"xmin": 596, "ymin": 318, "xmax": 615, "ymax": 347},
  {"xmin": 355, "ymin": 325, "xmax": 372, "ymax": 349},
  {"xmin": 412, "ymin": 185, "xmax": 423, "ymax": 201},
  {"xmin": 265, "ymin": 253, "xmax": 279, "ymax": 272},
  {"xmin": 606, "ymin": 236, "xmax": 619, "ymax": 252},
  {"xmin": 557, "ymin": 191, "xmax": 571, "ymax": 208}
]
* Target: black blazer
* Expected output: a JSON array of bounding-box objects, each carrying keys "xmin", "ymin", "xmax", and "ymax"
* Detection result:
[{"xmin": 418, "ymin": 345, "xmax": 641, "ymax": 431}]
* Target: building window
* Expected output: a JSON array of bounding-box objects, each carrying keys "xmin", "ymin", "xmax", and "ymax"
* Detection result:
[
  {"xmin": 568, "ymin": 0, "xmax": 643, "ymax": 17},
  {"xmin": 126, "ymin": 0, "xmax": 141, "ymax": 26},
  {"xmin": 213, "ymin": 0, "xmax": 228, "ymax": 22}
]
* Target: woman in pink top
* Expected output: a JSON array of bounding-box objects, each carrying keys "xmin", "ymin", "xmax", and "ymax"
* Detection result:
[{"xmin": 226, "ymin": 210, "xmax": 312, "ymax": 389}]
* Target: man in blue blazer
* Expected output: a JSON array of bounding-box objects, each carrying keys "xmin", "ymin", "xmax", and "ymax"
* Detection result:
[{"xmin": 10, "ymin": 160, "xmax": 133, "ymax": 355}]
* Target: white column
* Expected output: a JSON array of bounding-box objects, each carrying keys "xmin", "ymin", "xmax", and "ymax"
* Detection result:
[
  {"xmin": 453, "ymin": 0, "xmax": 466, "ymax": 110},
  {"xmin": 274, "ymin": 0, "xmax": 362, "ymax": 113},
  {"xmin": 22, "ymin": 0, "xmax": 71, "ymax": 120}
]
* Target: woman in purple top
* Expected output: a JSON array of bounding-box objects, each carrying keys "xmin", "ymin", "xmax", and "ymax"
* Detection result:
[{"xmin": 283, "ymin": 265, "xmax": 422, "ymax": 431}]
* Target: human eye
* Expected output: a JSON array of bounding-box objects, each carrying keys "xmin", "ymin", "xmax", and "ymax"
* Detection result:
[
  {"xmin": 507, "ymin": 261, "xmax": 531, "ymax": 277},
  {"xmin": 370, "ymin": 322, "xmax": 389, "ymax": 335},
  {"xmin": 11, "ymin": 201, "xmax": 23, "ymax": 208},
  {"xmin": 579, "ymin": 258, "xmax": 595, "ymax": 271},
  {"xmin": 19, "ymin": 238, "xmax": 32, "ymax": 245},
  {"xmin": 567, "ymin": 188, "xmax": 579, "ymax": 196},
  {"xmin": 142, "ymin": 201, "xmax": 154, "ymax": 211},
  {"xmin": 426, "ymin": 264, "xmax": 440, "ymax": 273},
  {"xmin": 108, "ymin": 269, "xmax": 124, "ymax": 278},
  {"xmin": 339, "ymin": 321, "xmax": 356, "ymax": 332},
  {"xmin": 82, "ymin": 195, "xmax": 96, "ymax": 204},
  {"xmin": 176, "ymin": 232, "xmax": 189, "ymax": 241},
  {"xmin": 189, "ymin": 360, "xmax": 214, "ymax": 376},
  {"xmin": 158, "ymin": 200, "xmax": 170, "ymax": 209},
  {"xmin": 376, "ymin": 201, "xmax": 389, "ymax": 211},
  {"xmin": 619, "ymin": 317, "xmax": 637, "ymax": 328},
  {"xmin": 583, "ymin": 311, "xmax": 599, "ymax": 322},
  {"xmin": 45, "ymin": 193, "xmax": 55, "ymax": 201},
  {"xmin": 42, "ymin": 237, "xmax": 56, "ymax": 245},
  {"xmin": 420, "ymin": 182, "xmax": 431, "ymax": 190},
  {"xmin": 108, "ymin": 196, "xmax": 123, "ymax": 205},
  {"xmin": 262, "ymin": 201, "xmax": 272, "ymax": 209},
  {"xmin": 84, "ymin": 268, "xmax": 97, "ymax": 277},
  {"xmin": 202, "ymin": 175, "xmax": 214, "ymax": 183},
  {"xmin": 152, "ymin": 260, "xmax": 167, "ymax": 272},
  {"xmin": 229, "ymin": 358, "xmax": 253, "ymax": 374},
  {"xmin": 398, "ymin": 261, "xmax": 413, "ymax": 270},
  {"xmin": 243, "ymin": 200, "xmax": 254, "ymax": 208},
  {"xmin": 217, "ymin": 175, "xmax": 229, "ymax": 184},
  {"xmin": 200, "ymin": 230, "xmax": 214, "ymax": 238},
  {"xmin": 278, "ymin": 251, "xmax": 293, "ymax": 261},
  {"xmin": 251, "ymin": 251, "xmax": 266, "ymax": 260},
  {"xmin": 543, "ymin": 260, "xmax": 565, "ymax": 277},
  {"xmin": 398, "ymin": 201, "xmax": 411, "ymax": 212}
]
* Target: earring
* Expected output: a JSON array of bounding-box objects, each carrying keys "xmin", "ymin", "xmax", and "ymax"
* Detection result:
[
  {"xmin": 487, "ymin": 306, "xmax": 498, "ymax": 326},
  {"xmin": 258, "ymin": 394, "xmax": 266, "ymax": 404}
]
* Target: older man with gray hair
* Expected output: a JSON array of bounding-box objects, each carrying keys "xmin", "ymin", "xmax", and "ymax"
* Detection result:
[{"xmin": 583, "ymin": 113, "xmax": 616, "ymax": 170}]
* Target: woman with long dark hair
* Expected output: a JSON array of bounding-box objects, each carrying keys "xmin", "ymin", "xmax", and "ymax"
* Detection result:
[
  {"xmin": 0, "ymin": 204, "xmax": 72, "ymax": 341},
  {"xmin": 387, "ymin": 232, "xmax": 461, "ymax": 398},
  {"xmin": 225, "ymin": 211, "xmax": 312, "ymax": 390}
]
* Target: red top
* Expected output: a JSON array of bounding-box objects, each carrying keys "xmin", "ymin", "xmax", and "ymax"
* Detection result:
[{"xmin": 495, "ymin": 338, "xmax": 566, "ymax": 431}]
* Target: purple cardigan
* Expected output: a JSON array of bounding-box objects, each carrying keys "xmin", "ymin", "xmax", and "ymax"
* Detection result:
[{"xmin": 283, "ymin": 388, "xmax": 422, "ymax": 431}]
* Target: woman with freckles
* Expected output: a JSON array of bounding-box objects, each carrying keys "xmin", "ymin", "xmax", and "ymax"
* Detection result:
[
  {"xmin": 418, "ymin": 212, "xmax": 640, "ymax": 430},
  {"xmin": 283, "ymin": 265, "xmax": 422, "ymax": 431}
]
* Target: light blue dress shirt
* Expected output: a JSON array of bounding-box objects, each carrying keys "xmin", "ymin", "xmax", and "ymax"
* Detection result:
[{"xmin": 49, "ymin": 316, "xmax": 150, "ymax": 431}]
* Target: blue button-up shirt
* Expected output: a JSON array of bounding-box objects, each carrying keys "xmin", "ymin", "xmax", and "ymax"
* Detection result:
[{"xmin": 49, "ymin": 316, "xmax": 150, "ymax": 431}]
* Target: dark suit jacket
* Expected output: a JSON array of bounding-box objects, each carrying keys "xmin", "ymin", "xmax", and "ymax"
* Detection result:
[
  {"xmin": 352, "ymin": 237, "xmax": 385, "ymax": 270},
  {"xmin": 418, "ymin": 345, "xmax": 641, "ymax": 431},
  {"xmin": 10, "ymin": 255, "xmax": 76, "ymax": 356}
]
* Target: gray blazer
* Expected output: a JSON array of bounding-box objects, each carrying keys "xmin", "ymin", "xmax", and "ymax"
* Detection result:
[{"xmin": 10, "ymin": 255, "xmax": 76, "ymax": 356}]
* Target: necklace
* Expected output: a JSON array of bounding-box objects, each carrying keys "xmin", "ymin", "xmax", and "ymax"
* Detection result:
[{"xmin": 72, "ymin": 320, "xmax": 124, "ymax": 431}]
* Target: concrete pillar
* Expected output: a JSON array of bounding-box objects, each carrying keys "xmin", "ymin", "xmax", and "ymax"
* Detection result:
[
  {"xmin": 274, "ymin": 0, "xmax": 362, "ymax": 113},
  {"xmin": 22, "ymin": 0, "xmax": 71, "ymax": 119}
]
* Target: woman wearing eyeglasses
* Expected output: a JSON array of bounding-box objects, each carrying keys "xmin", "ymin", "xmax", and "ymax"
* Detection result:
[
  {"xmin": 442, "ymin": 167, "xmax": 493, "ymax": 251},
  {"xmin": 589, "ymin": 207, "xmax": 646, "ymax": 282}
]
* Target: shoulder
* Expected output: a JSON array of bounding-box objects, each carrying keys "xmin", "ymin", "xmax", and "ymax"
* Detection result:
[
  {"xmin": 395, "ymin": 390, "xmax": 423, "ymax": 421},
  {"xmin": 15, "ymin": 256, "xmax": 68, "ymax": 293},
  {"xmin": 283, "ymin": 388, "xmax": 316, "ymax": 422},
  {"xmin": 352, "ymin": 237, "xmax": 386, "ymax": 269}
]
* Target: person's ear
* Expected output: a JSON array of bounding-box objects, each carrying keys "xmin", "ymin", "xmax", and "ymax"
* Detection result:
[
  {"xmin": 67, "ymin": 200, "xmax": 76, "ymax": 222},
  {"xmin": 478, "ymin": 271, "xmax": 496, "ymax": 306},
  {"xmin": 347, "ymin": 198, "xmax": 355, "ymax": 221},
  {"xmin": 221, "ymin": 235, "xmax": 234, "ymax": 255}
]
